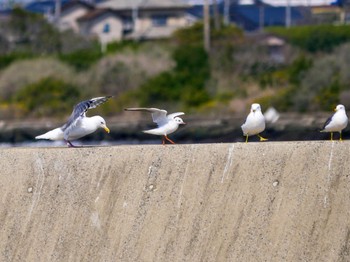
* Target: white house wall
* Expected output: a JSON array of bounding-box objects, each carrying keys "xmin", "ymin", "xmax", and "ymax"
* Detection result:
[
  {"xmin": 134, "ymin": 10, "xmax": 188, "ymax": 38},
  {"xmin": 89, "ymin": 15, "xmax": 123, "ymax": 43}
]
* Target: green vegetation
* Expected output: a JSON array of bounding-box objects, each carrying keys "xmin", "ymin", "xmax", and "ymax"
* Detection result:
[
  {"xmin": 13, "ymin": 77, "xmax": 80, "ymax": 117},
  {"xmin": 267, "ymin": 25, "xmax": 350, "ymax": 53},
  {"xmin": 7, "ymin": 7, "xmax": 61, "ymax": 54},
  {"xmin": 128, "ymin": 21, "xmax": 244, "ymax": 110},
  {"xmin": 106, "ymin": 40, "xmax": 142, "ymax": 53},
  {"xmin": 2, "ymin": 9, "xmax": 350, "ymax": 118},
  {"xmin": 131, "ymin": 44, "xmax": 210, "ymax": 109},
  {"xmin": 58, "ymin": 47, "xmax": 103, "ymax": 71},
  {"xmin": 0, "ymin": 52, "xmax": 34, "ymax": 70}
]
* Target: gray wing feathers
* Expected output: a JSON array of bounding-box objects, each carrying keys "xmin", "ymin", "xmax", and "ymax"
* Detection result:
[
  {"xmin": 62, "ymin": 96, "xmax": 111, "ymax": 139},
  {"xmin": 321, "ymin": 114, "xmax": 334, "ymax": 131}
]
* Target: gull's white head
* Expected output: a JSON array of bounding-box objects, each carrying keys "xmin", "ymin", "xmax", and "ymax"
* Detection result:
[
  {"xmin": 335, "ymin": 104, "xmax": 345, "ymax": 112},
  {"xmin": 251, "ymin": 103, "xmax": 261, "ymax": 113},
  {"xmin": 174, "ymin": 117, "xmax": 186, "ymax": 125},
  {"xmin": 93, "ymin": 116, "xmax": 110, "ymax": 133}
]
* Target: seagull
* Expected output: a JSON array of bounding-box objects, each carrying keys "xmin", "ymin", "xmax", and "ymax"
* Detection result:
[
  {"xmin": 241, "ymin": 103, "xmax": 267, "ymax": 143},
  {"xmin": 124, "ymin": 107, "xmax": 185, "ymax": 144},
  {"xmin": 320, "ymin": 104, "xmax": 348, "ymax": 141},
  {"xmin": 35, "ymin": 96, "xmax": 111, "ymax": 147}
]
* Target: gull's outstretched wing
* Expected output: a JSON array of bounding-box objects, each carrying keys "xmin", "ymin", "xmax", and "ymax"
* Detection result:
[
  {"xmin": 62, "ymin": 96, "xmax": 112, "ymax": 139},
  {"xmin": 125, "ymin": 107, "xmax": 168, "ymax": 126},
  {"xmin": 167, "ymin": 112, "xmax": 185, "ymax": 120}
]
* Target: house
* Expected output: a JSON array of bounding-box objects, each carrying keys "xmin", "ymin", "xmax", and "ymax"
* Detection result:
[
  {"xmin": 233, "ymin": 5, "xmax": 305, "ymax": 30},
  {"xmin": 96, "ymin": 0, "xmax": 192, "ymax": 40},
  {"xmin": 58, "ymin": 1, "xmax": 95, "ymax": 32},
  {"xmin": 310, "ymin": 5, "xmax": 343, "ymax": 23},
  {"xmin": 48, "ymin": 0, "xmax": 192, "ymax": 43},
  {"xmin": 77, "ymin": 8, "xmax": 124, "ymax": 44},
  {"xmin": 260, "ymin": 35, "xmax": 286, "ymax": 63},
  {"xmin": 188, "ymin": 3, "xmax": 306, "ymax": 31}
]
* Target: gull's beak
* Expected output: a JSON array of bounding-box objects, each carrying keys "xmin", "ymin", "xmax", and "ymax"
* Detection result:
[
  {"xmin": 334, "ymin": 108, "xmax": 337, "ymax": 112},
  {"xmin": 102, "ymin": 124, "xmax": 110, "ymax": 133},
  {"xmin": 253, "ymin": 109, "xmax": 256, "ymax": 113},
  {"xmin": 182, "ymin": 122, "xmax": 186, "ymax": 125}
]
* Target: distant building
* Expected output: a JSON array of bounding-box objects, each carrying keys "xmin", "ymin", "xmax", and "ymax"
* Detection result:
[
  {"xmin": 188, "ymin": 2, "xmax": 306, "ymax": 31},
  {"xmin": 28, "ymin": 0, "xmax": 193, "ymax": 44},
  {"xmin": 95, "ymin": 0, "xmax": 192, "ymax": 41},
  {"xmin": 77, "ymin": 8, "xmax": 124, "ymax": 44},
  {"xmin": 59, "ymin": 0, "xmax": 94, "ymax": 32},
  {"xmin": 310, "ymin": 4, "xmax": 343, "ymax": 24}
]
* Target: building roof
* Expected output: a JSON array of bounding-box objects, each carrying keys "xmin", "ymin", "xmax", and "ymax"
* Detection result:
[
  {"xmin": 25, "ymin": 0, "xmax": 69, "ymax": 14},
  {"xmin": 0, "ymin": 9, "xmax": 11, "ymax": 21},
  {"xmin": 97, "ymin": 0, "xmax": 190, "ymax": 10},
  {"xmin": 233, "ymin": 5, "xmax": 303, "ymax": 30},
  {"xmin": 24, "ymin": 0, "xmax": 104, "ymax": 15},
  {"xmin": 61, "ymin": 0, "xmax": 95, "ymax": 12},
  {"xmin": 77, "ymin": 8, "xmax": 119, "ymax": 21},
  {"xmin": 188, "ymin": 3, "xmax": 305, "ymax": 31}
]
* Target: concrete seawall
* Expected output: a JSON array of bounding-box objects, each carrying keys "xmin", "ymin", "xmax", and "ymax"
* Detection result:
[{"xmin": 1, "ymin": 142, "xmax": 350, "ymax": 261}]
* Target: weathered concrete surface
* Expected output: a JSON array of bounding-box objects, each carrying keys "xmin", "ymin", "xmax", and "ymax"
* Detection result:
[{"xmin": 1, "ymin": 142, "xmax": 350, "ymax": 262}]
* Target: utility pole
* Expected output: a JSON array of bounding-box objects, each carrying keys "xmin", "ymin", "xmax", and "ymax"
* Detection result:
[
  {"xmin": 213, "ymin": 0, "xmax": 221, "ymax": 30},
  {"xmin": 132, "ymin": 4, "xmax": 138, "ymax": 26},
  {"xmin": 285, "ymin": 0, "xmax": 291, "ymax": 28},
  {"xmin": 204, "ymin": 0, "xmax": 210, "ymax": 53},
  {"xmin": 258, "ymin": 0, "xmax": 264, "ymax": 31},
  {"xmin": 54, "ymin": 0, "xmax": 61, "ymax": 25},
  {"xmin": 224, "ymin": 0, "xmax": 230, "ymax": 25}
]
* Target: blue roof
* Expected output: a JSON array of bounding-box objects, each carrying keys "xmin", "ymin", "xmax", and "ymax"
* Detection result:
[
  {"xmin": 25, "ymin": 0, "xmax": 69, "ymax": 14},
  {"xmin": 24, "ymin": 0, "xmax": 103, "ymax": 15},
  {"xmin": 0, "ymin": 9, "xmax": 12, "ymax": 15},
  {"xmin": 187, "ymin": 4, "xmax": 304, "ymax": 31},
  {"xmin": 234, "ymin": 5, "xmax": 303, "ymax": 29}
]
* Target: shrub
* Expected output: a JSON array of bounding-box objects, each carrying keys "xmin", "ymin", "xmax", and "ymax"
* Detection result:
[
  {"xmin": 0, "ymin": 58, "xmax": 75, "ymax": 100},
  {"xmin": 267, "ymin": 25, "xmax": 350, "ymax": 53},
  {"xmin": 58, "ymin": 47, "xmax": 102, "ymax": 71},
  {"xmin": 13, "ymin": 77, "xmax": 80, "ymax": 117},
  {"xmin": 287, "ymin": 55, "xmax": 313, "ymax": 85},
  {"xmin": 135, "ymin": 45, "xmax": 211, "ymax": 109},
  {"xmin": 0, "ymin": 52, "xmax": 34, "ymax": 70},
  {"xmin": 173, "ymin": 21, "xmax": 243, "ymax": 46},
  {"xmin": 106, "ymin": 40, "xmax": 141, "ymax": 53},
  {"xmin": 8, "ymin": 7, "xmax": 61, "ymax": 54},
  {"xmin": 78, "ymin": 46, "xmax": 173, "ymax": 98},
  {"xmin": 314, "ymin": 78, "xmax": 343, "ymax": 110},
  {"xmin": 295, "ymin": 55, "xmax": 342, "ymax": 111}
]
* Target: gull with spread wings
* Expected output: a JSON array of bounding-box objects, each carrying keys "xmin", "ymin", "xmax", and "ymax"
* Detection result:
[
  {"xmin": 35, "ymin": 96, "xmax": 111, "ymax": 147},
  {"xmin": 125, "ymin": 107, "xmax": 186, "ymax": 144}
]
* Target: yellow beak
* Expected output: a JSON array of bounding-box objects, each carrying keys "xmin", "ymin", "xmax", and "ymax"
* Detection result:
[
  {"xmin": 334, "ymin": 108, "xmax": 337, "ymax": 112},
  {"xmin": 102, "ymin": 125, "xmax": 110, "ymax": 133}
]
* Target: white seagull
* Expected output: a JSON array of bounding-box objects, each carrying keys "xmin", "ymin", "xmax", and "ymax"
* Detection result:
[
  {"xmin": 241, "ymin": 103, "xmax": 268, "ymax": 143},
  {"xmin": 124, "ymin": 107, "xmax": 185, "ymax": 144},
  {"xmin": 35, "ymin": 96, "xmax": 111, "ymax": 147},
  {"xmin": 321, "ymin": 104, "xmax": 348, "ymax": 141}
]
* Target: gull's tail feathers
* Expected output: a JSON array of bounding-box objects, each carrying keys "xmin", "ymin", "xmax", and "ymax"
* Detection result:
[
  {"xmin": 142, "ymin": 129, "xmax": 163, "ymax": 136},
  {"xmin": 35, "ymin": 128, "xmax": 64, "ymax": 141}
]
